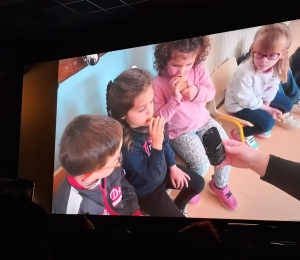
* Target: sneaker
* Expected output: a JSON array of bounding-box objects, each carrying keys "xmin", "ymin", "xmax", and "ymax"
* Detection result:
[
  {"xmin": 166, "ymin": 189, "xmax": 172, "ymax": 195},
  {"xmin": 208, "ymin": 179, "xmax": 238, "ymax": 211},
  {"xmin": 276, "ymin": 113, "xmax": 300, "ymax": 130},
  {"xmin": 181, "ymin": 205, "xmax": 188, "ymax": 217},
  {"xmin": 291, "ymin": 100, "xmax": 300, "ymax": 115},
  {"xmin": 255, "ymin": 131, "xmax": 271, "ymax": 139},
  {"xmin": 170, "ymin": 195, "xmax": 188, "ymax": 217},
  {"xmin": 189, "ymin": 194, "xmax": 200, "ymax": 204},
  {"xmin": 231, "ymin": 129, "xmax": 259, "ymax": 149}
]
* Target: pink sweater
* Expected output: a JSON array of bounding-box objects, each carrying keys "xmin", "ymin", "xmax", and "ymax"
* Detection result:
[{"xmin": 153, "ymin": 62, "xmax": 215, "ymax": 140}]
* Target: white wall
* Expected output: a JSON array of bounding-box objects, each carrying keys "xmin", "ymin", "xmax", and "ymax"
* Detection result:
[
  {"xmin": 205, "ymin": 21, "xmax": 291, "ymax": 74},
  {"xmin": 54, "ymin": 20, "xmax": 292, "ymax": 172}
]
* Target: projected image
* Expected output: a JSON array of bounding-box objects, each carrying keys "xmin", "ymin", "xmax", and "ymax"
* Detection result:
[{"xmin": 52, "ymin": 19, "xmax": 300, "ymax": 220}]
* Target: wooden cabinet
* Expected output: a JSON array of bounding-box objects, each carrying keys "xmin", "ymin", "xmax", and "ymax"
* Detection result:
[
  {"xmin": 58, "ymin": 57, "xmax": 87, "ymax": 84},
  {"xmin": 58, "ymin": 53, "xmax": 106, "ymax": 84}
]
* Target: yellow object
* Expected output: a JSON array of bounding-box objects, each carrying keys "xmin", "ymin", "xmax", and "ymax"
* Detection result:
[
  {"xmin": 207, "ymin": 57, "xmax": 254, "ymax": 143},
  {"xmin": 216, "ymin": 116, "xmax": 245, "ymax": 142}
]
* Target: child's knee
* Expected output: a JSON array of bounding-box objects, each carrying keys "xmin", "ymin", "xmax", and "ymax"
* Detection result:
[
  {"xmin": 194, "ymin": 175, "xmax": 205, "ymax": 193},
  {"xmin": 190, "ymin": 157, "xmax": 210, "ymax": 176},
  {"xmin": 280, "ymin": 91, "xmax": 294, "ymax": 112},
  {"xmin": 262, "ymin": 118, "xmax": 275, "ymax": 132},
  {"xmin": 286, "ymin": 98, "xmax": 294, "ymax": 112}
]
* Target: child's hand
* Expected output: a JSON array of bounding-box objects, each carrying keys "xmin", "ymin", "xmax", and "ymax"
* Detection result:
[
  {"xmin": 181, "ymin": 85, "xmax": 198, "ymax": 101},
  {"xmin": 149, "ymin": 116, "xmax": 165, "ymax": 150},
  {"xmin": 267, "ymin": 107, "xmax": 282, "ymax": 120},
  {"xmin": 169, "ymin": 165, "xmax": 191, "ymax": 189},
  {"xmin": 170, "ymin": 76, "xmax": 183, "ymax": 100}
]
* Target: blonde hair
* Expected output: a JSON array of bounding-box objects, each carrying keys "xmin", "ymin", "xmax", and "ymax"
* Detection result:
[{"xmin": 251, "ymin": 23, "xmax": 291, "ymax": 83}]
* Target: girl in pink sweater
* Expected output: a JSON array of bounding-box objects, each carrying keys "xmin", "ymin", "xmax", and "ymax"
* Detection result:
[{"xmin": 153, "ymin": 37, "xmax": 238, "ymax": 211}]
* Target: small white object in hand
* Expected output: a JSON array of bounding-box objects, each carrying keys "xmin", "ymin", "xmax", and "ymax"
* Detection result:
[{"xmin": 132, "ymin": 65, "xmax": 137, "ymax": 68}]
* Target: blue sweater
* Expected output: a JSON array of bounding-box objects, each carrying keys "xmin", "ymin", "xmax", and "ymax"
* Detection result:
[{"xmin": 121, "ymin": 126, "xmax": 176, "ymax": 198}]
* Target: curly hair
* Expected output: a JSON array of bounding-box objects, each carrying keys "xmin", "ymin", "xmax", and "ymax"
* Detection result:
[
  {"xmin": 106, "ymin": 68, "xmax": 152, "ymax": 150},
  {"xmin": 153, "ymin": 36, "xmax": 211, "ymax": 76}
]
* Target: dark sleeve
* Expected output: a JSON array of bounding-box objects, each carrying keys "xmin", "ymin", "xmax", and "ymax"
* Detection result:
[
  {"xmin": 261, "ymin": 155, "xmax": 300, "ymax": 201},
  {"xmin": 122, "ymin": 145, "xmax": 166, "ymax": 183},
  {"xmin": 163, "ymin": 132, "xmax": 176, "ymax": 168},
  {"xmin": 120, "ymin": 170, "xmax": 142, "ymax": 216}
]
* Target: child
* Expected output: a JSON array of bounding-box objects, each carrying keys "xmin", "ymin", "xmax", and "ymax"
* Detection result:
[
  {"xmin": 52, "ymin": 114, "xmax": 142, "ymax": 216},
  {"xmin": 106, "ymin": 68, "xmax": 205, "ymax": 217},
  {"xmin": 280, "ymin": 46, "xmax": 300, "ymax": 114},
  {"xmin": 278, "ymin": 68, "xmax": 300, "ymax": 115},
  {"xmin": 241, "ymin": 49, "xmax": 300, "ymax": 115},
  {"xmin": 290, "ymin": 47, "xmax": 300, "ymax": 90},
  {"xmin": 225, "ymin": 23, "xmax": 300, "ymax": 149},
  {"xmin": 152, "ymin": 37, "xmax": 238, "ymax": 211}
]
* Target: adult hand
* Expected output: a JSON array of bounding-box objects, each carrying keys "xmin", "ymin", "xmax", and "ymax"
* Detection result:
[
  {"xmin": 217, "ymin": 139, "xmax": 269, "ymax": 177},
  {"xmin": 217, "ymin": 139, "xmax": 259, "ymax": 169}
]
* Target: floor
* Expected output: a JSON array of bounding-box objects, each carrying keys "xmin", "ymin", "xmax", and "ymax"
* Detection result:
[{"xmin": 169, "ymin": 111, "xmax": 300, "ymax": 221}]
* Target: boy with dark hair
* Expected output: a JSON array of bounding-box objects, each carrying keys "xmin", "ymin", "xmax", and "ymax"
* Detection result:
[{"xmin": 52, "ymin": 114, "xmax": 141, "ymax": 216}]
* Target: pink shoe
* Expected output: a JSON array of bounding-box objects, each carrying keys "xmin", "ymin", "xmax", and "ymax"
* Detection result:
[
  {"xmin": 189, "ymin": 194, "xmax": 200, "ymax": 204},
  {"xmin": 208, "ymin": 179, "xmax": 238, "ymax": 211}
]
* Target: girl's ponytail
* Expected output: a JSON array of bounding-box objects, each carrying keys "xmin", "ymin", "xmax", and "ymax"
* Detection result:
[{"xmin": 106, "ymin": 80, "xmax": 113, "ymax": 116}]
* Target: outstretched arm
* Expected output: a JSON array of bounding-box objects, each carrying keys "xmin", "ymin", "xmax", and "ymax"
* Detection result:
[
  {"xmin": 218, "ymin": 139, "xmax": 300, "ymax": 201},
  {"xmin": 217, "ymin": 139, "xmax": 269, "ymax": 177},
  {"xmin": 263, "ymin": 155, "xmax": 300, "ymax": 201}
]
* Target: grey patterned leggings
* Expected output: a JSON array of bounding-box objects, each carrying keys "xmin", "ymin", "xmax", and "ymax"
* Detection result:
[{"xmin": 169, "ymin": 117, "xmax": 231, "ymax": 188}]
